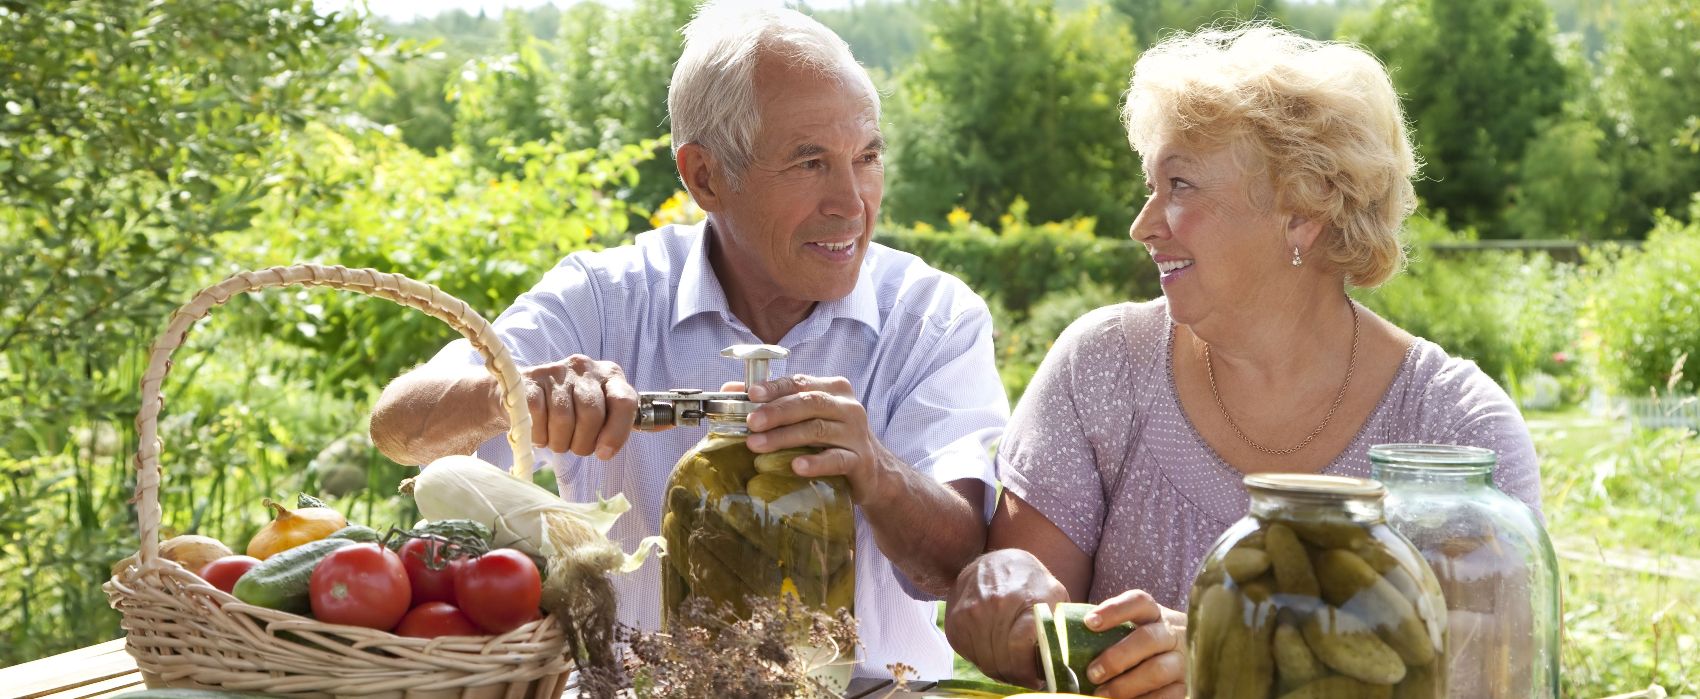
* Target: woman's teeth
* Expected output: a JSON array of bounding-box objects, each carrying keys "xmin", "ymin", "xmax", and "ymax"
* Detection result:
[
  {"xmin": 817, "ymin": 241, "xmax": 854, "ymax": 251},
  {"xmin": 1158, "ymin": 259, "xmax": 1194, "ymax": 273}
]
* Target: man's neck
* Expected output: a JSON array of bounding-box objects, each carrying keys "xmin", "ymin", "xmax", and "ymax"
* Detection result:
[{"xmin": 706, "ymin": 222, "xmax": 816, "ymax": 345}]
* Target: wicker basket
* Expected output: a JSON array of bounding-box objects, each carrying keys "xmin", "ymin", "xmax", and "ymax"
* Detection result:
[{"xmin": 103, "ymin": 265, "xmax": 575, "ymax": 698}]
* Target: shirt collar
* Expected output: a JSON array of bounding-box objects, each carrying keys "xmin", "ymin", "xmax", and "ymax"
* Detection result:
[{"xmin": 671, "ymin": 219, "xmax": 881, "ymax": 334}]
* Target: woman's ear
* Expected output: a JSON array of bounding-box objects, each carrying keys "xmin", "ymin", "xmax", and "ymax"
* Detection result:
[
  {"xmin": 676, "ymin": 143, "xmax": 725, "ymax": 213},
  {"xmin": 1286, "ymin": 212, "xmax": 1325, "ymax": 255}
]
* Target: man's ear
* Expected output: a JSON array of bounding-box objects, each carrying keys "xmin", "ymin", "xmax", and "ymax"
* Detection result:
[{"xmin": 677, "ymin": 143, "xmax": 725, "ymax": 213}]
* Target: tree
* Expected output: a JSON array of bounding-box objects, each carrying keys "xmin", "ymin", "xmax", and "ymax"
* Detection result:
[
  {"xmin": 1597, "ymin": 0, "xmax": 1700, "ymax": 232},
  {"xmin": 885, "ymin": 0, "xmax": 1142, "ymax": 235},
  {"xmin": 1110, "ymin": 0, "xmax": 1281, "ymax": 48},
  {"xmin": 812, "ymin": 0, "xmax": 928, "ymax": 73},
  {"xmin": 0, "ymin": 0, "xmax": 372, "ymax": 661},
  {"xmin": 1345, "ymin": 0, "xmax": 1570, "ymax": 237},
  {"xmin": 450, "ymin": 11, "xmax": 556, "ymax": 170},
  {"xmin": 550, "ymin": 0, "xmax": 697, "ymax": 211}
]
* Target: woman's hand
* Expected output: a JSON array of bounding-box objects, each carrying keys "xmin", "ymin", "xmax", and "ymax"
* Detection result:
[
  {"xmin": 1081, "ymin": 589, "xmax": 1188, "ymax": 699},
  {"xmin": 944, "ymin": 548, "xmax": 1069, "ymax": 688}
]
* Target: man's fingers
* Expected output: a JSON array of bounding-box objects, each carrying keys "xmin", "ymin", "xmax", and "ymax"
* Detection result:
[
  {"xmin": 749, "ymin": 374, "xmax": 854, "ymax": 401},
  {"xmin": 596, "ymin": 376, "xmax": 639, "ymax": 460},
  {"xmin": 568, "ymin": 376, "xmax": 604, "ymax": 456},
  {"xmin": 526, "ymin": 380, "xmax": 550, "ymax": 448},
  {"xmin": 748, "ymin": 390, "xmax": 857, "ymax": 433},
  {"xmin": 747, "ymin": 417, "xmax": 844, "ymax": 454},
  {"xmin": 545, "ymin": 380, "xmax": 575, "ymax": 454}
]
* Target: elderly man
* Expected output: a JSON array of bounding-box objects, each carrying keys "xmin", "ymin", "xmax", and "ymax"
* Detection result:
[{"xmin": 369, "ymin": 3, "xmax": 1006, "ymax": 680}]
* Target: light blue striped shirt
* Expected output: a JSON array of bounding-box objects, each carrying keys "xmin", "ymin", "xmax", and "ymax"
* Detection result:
[{"xmin": 430, "ymin": 221, "xmax": 1007, "ymax": 679}]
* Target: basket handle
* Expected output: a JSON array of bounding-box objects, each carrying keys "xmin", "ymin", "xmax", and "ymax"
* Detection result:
[{"xmin": 132, "ymin": 264, "xmax": 534, "ymax": 565}]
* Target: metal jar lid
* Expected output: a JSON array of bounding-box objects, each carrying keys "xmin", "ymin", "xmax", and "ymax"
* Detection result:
[
  {"xmin": 1244, "ymin": 473, "xmax": 1385, "ymax": 499},
  {"xmin": 705, "ymin": 399, "xmax": 757, "ymax": 417}
]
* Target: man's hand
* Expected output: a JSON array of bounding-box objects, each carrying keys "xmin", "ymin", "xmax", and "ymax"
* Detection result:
[
  {"xmin": 521, "ymin": 354, "xmax": 639, "ymax": 459},
  {"xmin": 944, "ymin": 549, "xmax": 1069, "ymax": 688},
  {"xmin": 739, "ymin": 374, "xmax": 890, "ymax": 502},
  {"xmin": 1080, "ymin": 590, "xmax": 1188, "ymax": 699}
]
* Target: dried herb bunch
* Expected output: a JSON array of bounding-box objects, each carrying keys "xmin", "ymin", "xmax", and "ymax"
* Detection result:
[{"xmin": 625, "ymin": 595, "xmax": 860, "ymax": 699}]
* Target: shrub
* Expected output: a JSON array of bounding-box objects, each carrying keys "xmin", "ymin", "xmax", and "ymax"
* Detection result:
[
  {"xmin": 1353, "ymin": 214, "xmax": 1584, "ymax": 403},
  {"xmin": 877, "ymin": 200, "xmax": 1159, "ymax": 320},
  {"xmin": 1583, "ymin": 196, "xmax": 1700, "ymax": 396}
]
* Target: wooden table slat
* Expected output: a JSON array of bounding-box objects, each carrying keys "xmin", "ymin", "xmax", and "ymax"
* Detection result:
[{"xmin": 1, "ymin": 639, "xmax": 139, "ymax": 699}]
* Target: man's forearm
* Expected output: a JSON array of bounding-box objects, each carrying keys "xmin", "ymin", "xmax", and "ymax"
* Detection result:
[
  {"xmin": 370, "ymin": 366, "xmax": 506, "ymax": 466},
  {"xmin": 858, "ymin": 448, "xmax": 987, "ymax": 598}
]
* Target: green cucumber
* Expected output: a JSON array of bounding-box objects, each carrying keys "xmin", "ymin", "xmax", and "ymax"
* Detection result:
[
  {"xmin": 232, "ymin": 538, "xmax": 357, "ymax": 613},
  {"xmin": 327, "ymin": 524, "xmax": 380, "ymax": 543},
  {"xmin": 1032, "ymin": 602, "xmax": 1136, "ymax": 695}
]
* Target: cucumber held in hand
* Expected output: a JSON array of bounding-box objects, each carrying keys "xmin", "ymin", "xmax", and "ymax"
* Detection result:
[{"xmin": 1032, "ymin": 602, "xmax": 1135, "ymax": 695}]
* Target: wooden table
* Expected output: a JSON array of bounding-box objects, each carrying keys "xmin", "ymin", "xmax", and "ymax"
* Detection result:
[
  {"xmin": 1, "ymin": 640, "xmax": 144, "ymax": 699},
  {"xmin": 0, "ymin": 640, "xmax": 957, "ymax": 699}
]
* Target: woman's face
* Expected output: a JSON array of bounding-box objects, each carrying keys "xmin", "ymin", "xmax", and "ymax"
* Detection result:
[{"xmin": 1129, "ymin": 137, "xmax": 1292, "ymax": 329}]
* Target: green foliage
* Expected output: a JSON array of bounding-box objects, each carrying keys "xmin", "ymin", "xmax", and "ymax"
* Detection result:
[
  {"xmin": 1345, "ymin": 0, "xmax": 1570, "ymax": 237},
  {"xmin": 227, "ymin": 126, "xmax": 659, "ymax": 393},
  {"xmin": 877, "ymin": 200, "xmax": 1159, "ymax": 319},
  {"xmin": 450, "ymin": 12, "xmax": 556, "ymax": 171},
  {"xmin": 1507, "ymin": 115, "xmax": 1622, "ymax": 240},
  {"xmin": 551, "ymin": 0, "xmax": 697, "ymax": 210},
  {"xmin": 1109, "ymin": 0, "xmax": 1282, "ymax": 47},
  {"xmin": 1583, "ymin": 200, "xmax": 1700, "ymax": 396},
  {"xmin": 0, "ymin": 0, "xmax": 375, "ymax": 664},
  {"xmin": 812, "ymin": 0, "xmax": 928, "ymax": 73},
  {"xmin": 1597, "ymin": 0, "xmax": 1700, "ymax": 234},
  {"xmin": 355, "ymin": 48, "xmax": 461, "ymax": 155},
  {"xmin": 990, "ymin": 280, "xmax": 1129, "ymax": 401},
  {"xmin": 1352, "ymin": 214, "xmax": 1584, "ymax": 403},
  {"xmin": 885, "ymin": 0, "xmax": 1142, "ymax": 236}
]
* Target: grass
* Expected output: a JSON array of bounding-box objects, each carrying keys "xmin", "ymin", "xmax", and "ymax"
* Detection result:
[{"xmin": 1532, "ymin": 407, "xmax": 1699, "ymax": 697}]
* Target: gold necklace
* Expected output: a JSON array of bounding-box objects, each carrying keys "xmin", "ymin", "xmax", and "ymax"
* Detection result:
[{"xmin": 1204, "ymin": 300, "xmax": 1360, "ymax": 456}]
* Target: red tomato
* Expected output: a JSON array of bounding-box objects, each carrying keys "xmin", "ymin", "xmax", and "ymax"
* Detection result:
[
  {"xmin": 309, "ymin": 543, "xmax": 411, "ymax": 630},
  {"xmin": 454, "ymin": 549, "xmax": 543, "ymax": 634},
  {"xmin": 199, "ymin": 555, "xmax": 261, "ymax": 594},
  {"xmin": 398, "ymin": 538, "xmax": 463, "ymax": 606},
  {"xmin": 395, "ymin": 601, "xmax": 485, "ymax": 638}
]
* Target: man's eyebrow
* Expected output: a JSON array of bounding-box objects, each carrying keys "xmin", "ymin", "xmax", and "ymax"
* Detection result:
[
  {"xmin": 787, "ymin": 143, "xmax": 829, "ymax": 161},
  {"xmin": 865, "ymin": 134, "xmax": 887, "ymax": 153}
]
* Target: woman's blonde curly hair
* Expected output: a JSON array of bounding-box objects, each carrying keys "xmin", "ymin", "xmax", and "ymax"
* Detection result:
[{"xmin": 1123, "ymin": 23, "xmax": 1419, "ymax": 288}]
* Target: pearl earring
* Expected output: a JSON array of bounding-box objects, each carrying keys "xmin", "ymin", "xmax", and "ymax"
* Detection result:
[{"xmin": 1291, "ymin": 246, "xmax": 1303, "ymax": 267}]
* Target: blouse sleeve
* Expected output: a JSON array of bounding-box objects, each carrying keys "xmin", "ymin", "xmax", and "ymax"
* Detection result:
[{"xmin": 998, "ymin": 305, "xmax": 1133, "ymax": 557}]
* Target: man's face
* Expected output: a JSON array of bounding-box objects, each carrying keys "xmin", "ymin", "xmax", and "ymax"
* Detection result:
[{"xmin": 709, "ymin": 57, "xmax": 885, "ymax": 305}]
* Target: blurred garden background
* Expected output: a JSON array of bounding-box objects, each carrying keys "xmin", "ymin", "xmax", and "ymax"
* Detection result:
[{"xmin": 1, "ymin": 0, "xmax": 1697, "ymax": 694}]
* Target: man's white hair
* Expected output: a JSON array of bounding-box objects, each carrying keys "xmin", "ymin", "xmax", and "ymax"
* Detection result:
[{"xmin": 668, "ymin": 1, "xmax": 879, "ymax": 191}]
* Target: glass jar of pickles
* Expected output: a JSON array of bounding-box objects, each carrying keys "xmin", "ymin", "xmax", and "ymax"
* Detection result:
[
  {"xmin": 1371, "ymin": 444, "xmax": 1561, "ymax": 699},
  {"xmin": 1188, "ymin": 474, "xmax": 1448, "ymax": 699},
  {"xmin": 660, "ymin": 404, "xmax": 855, "ymax": 620}
]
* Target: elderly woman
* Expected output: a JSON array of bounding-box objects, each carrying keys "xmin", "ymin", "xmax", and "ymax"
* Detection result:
[{"xmin": 944, "ymin": 24, "xmax": 1542, "ymax": 698}]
